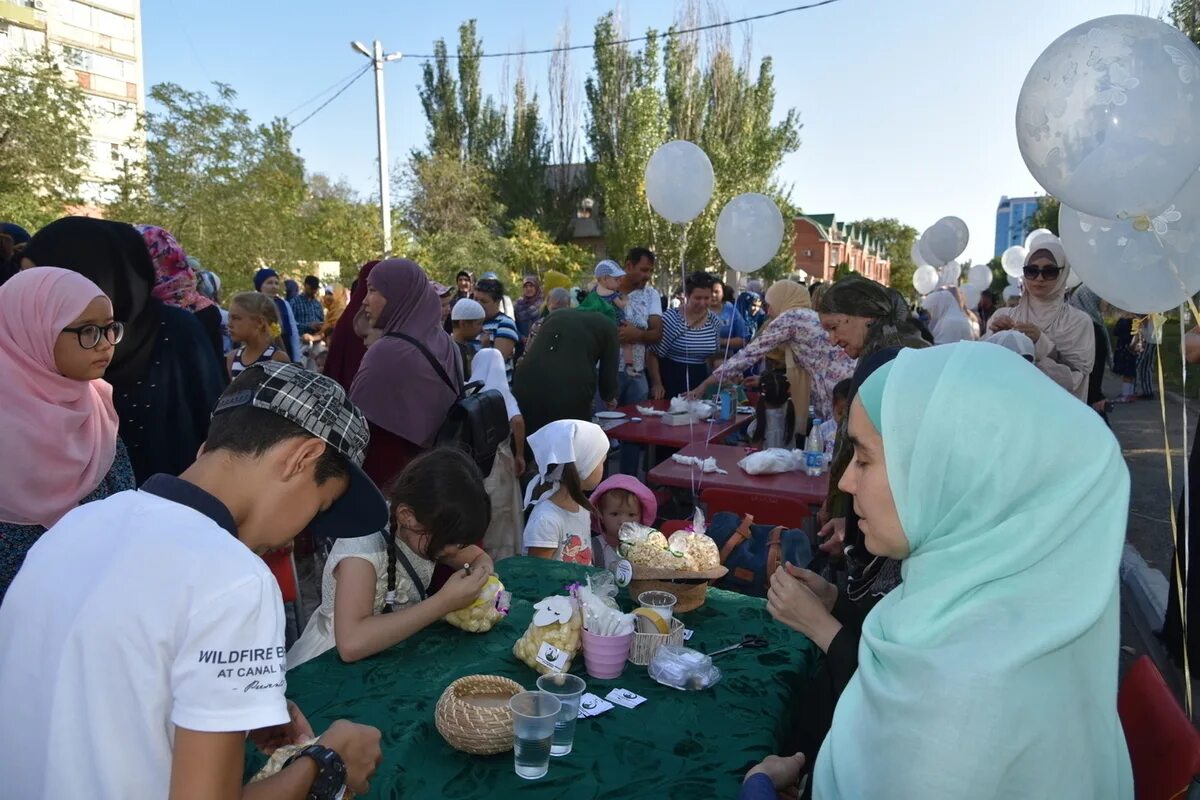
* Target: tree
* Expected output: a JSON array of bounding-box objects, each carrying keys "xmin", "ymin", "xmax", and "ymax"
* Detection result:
[
  {"xmin": 584, "ymin": 6, "xmax": 802, "ymax": 289},
  {"xmin": 1027, "ymin": 196, "xmax": 1060, "ymax": 236},
  {"xmin": 108, "ymin": 82, "xmax": 310, "ymax": 292},
  {"xmin": 396, "ymin": 150, "xmax": 503, "ymax": 240},
  {"xmin": 297, "ymin": 175, "xmax": 383, "ymax": 282},
  {"xmin": 849, "ymin": 217, "xmax": 920, "ymax": 293},
  {"xmin": 1173, "ymin": 0, "xmax": 1199, "ymax": 43},
  {"xmin": 0, "ymin": 48, "xmax": 91, "ymax": 229},
  {"xmin": 504, "ymin": 217, "xmax": 591, "ymax": 283}
]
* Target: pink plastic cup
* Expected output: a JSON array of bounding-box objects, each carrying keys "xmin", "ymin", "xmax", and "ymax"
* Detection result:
[{"xmin": 581, "ymin": 629, "xmax": 634, "ymax": 680}]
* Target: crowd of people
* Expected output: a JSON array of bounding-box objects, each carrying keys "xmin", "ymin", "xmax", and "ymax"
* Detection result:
[{"xmin": 0, "ymin": 215, "xmax": 1159, "ymax": 798}]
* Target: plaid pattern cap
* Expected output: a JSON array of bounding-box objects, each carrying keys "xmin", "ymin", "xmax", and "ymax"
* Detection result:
[{"xmin": 213, "ymin": 362, "xmax": 369, "ymax": 466}]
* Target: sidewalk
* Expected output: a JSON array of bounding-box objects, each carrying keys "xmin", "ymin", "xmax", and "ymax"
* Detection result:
[{"xmin": 1106, "ymin": 372, "xmax": 1196, "ymax": 711}]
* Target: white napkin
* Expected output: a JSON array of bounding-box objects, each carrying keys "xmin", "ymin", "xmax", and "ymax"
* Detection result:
[{"xmin": 670, "ymin": 454, "xmax": 728, "ymax": 475}]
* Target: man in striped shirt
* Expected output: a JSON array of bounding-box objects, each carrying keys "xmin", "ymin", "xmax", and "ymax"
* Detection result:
[{"xmin": 474, "ymin": 277, "xmax": 520, "ymax": 382}]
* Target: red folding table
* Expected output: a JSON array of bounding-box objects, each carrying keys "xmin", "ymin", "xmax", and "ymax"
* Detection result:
[
  {"xmin": 646, "ymin": 443, "xmax": 830, "ymax": 510},
  {"xmin": 602, "ymin": 400, "xmax": 753, "ymax": 468}
]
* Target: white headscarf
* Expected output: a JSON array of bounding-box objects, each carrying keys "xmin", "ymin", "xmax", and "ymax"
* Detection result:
[
  {"xmin": 522, "ymin": 420, "xmax": 610, "ymax": 508},
  {"xmin": 983, "ymin": 329, "xmax": 1035, "ymax": 361},
  {"xmin": 469, "ymin": 348, "xmax": 520, "ymax": 421},
  {"xmin": 922, "ymin": 289, "xmax": 975, "ymax": 345}
]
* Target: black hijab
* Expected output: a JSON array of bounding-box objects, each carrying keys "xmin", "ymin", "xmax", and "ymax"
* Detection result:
[
  {"xmin": 22, "ymin": 217, "xmax": 162, "ymax": 390},
  {"xmin": 842, "ymin": 347, "xmax": 905, "ymax": 603}
]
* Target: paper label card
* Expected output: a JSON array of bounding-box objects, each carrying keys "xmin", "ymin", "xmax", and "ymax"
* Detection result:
[
  {"xmin": 683, "ymin": 628, "xmax": 694, "ymax": 641},
  {"xmin": 535, "ymin": 642, "xmax": 567, "ymax": 673},
  {"xmin": 605, "ymin": 688, "xmax": 646, "ymax": 709},
  {"xmin": 577, "ymin": 693, "xmax": 614, "ymax": 718}
]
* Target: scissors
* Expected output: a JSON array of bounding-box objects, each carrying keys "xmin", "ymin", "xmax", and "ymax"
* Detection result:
[{"xmin": 708, "ymin": 634, "xmax": 768, "ymax": 657}]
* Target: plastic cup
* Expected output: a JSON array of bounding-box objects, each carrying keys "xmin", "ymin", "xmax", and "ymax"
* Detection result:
[
  {"xmin": 536, "ymin": 673, "xmax": 587, "ymax": 756},
  {"xmin": 581, "ymin": 628, "xmax": 634, "ymax": 680},
  {"xmin": 638, "ymin": 590, "xmax": 678, "ymax": 624},
  {"xmin": 509, "ymin": 691, "xmax": 561, "ymax": 779}
]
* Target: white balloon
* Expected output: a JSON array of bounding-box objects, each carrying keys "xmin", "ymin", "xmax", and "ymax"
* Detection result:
[
  {"xmin": 1003, "ymin": 284, "xmax": 1021, "ymax": 301},
  {"xmin": 939, "ymin": 260, "xmax": 962, "ymax": 286},
  {"xmin": 715, "ymin": 193, "xmax": 786, "ymax": 274},
  {"xmin": 961, "ymin": 283, "xmax": 982, "ymax": 309},
  {"xmin": 1002, "ymin": 246, "xmax": 1028, "ymax": 278},
  {"xmin": 1008, "ymin": 274, "xmax": 1023, "ymax": 287},
  {"xmin": 1059, "ymin": 170, "xmax": 1200, "ymax": 313},
  {"xmin": 1016, "ymin": 15, "xmax": 1200, "ymax": 219},
  {"xmin": 644, "ymin": 140, "xmax": 715, "ymax": 224},
  {"xmin": 921, "ymin": 216, "xmax": 970, "ymax": 265},
  {"xmin": 968, "ymin": 263, "xmax": 993, "ymax": 289},
  {"xmin": 913, "ymin": 265, "xmax": 940, "ymax": 295},
  {"xmin": 1024, "ymin": 228, "xmax": 1053, "ymax": 250},
  {"xmin": 910, "ymin": 237, "xmax": 929, "ymax": 267}
]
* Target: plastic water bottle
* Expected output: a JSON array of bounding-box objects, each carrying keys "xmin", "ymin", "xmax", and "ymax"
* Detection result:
[{"xmin": 804, "ymin": 418, "xmax": 825, "ymax": 476}]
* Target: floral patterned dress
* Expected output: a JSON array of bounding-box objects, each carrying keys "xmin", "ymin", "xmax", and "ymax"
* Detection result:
[{"xmin": 709, "ymin": 307, "xmax": 855, "ymax": 419}]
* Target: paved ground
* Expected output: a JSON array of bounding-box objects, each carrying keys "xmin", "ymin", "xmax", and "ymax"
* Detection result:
[{"xmin": 1104, "ymin": 371, "xmax": 1198, "ymax": 714}]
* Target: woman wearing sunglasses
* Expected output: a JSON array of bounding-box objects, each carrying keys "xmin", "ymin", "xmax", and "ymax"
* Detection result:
[
  {"xmin": 988, "ymin": 236, "xmax": 1094, "ymax": 401},
  {"xmin": 0, "ymin": 268, "xmax": 136, "ymax": 602}
]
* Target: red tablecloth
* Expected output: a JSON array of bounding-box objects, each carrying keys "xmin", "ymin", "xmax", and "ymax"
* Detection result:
[
  {"xmin": 602, "ymin": 400, "xmax": 752, "ymax": 448},
  {"xmin": 646, "ymin": 443, "xmax": 829, "ymax": 507}
]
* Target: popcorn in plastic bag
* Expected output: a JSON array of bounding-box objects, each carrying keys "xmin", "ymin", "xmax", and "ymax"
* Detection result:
[
  {"xmin": 513, "ymin": 595, "xmax": 583, "ymax": 674},
  {"xmin": 443, "ymin": 575, "xmax": 511, "ymax": 633}
]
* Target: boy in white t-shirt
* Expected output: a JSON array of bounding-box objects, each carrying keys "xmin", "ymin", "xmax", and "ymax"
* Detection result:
[{"xmin": 0, "ymin": 363, "xmax": 389, "ymax": 800}]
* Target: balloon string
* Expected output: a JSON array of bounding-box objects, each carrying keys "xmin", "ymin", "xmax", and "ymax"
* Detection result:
[{"xmin": 1156, "ymin": 317, "xmax": 1192, "ymax": 717}]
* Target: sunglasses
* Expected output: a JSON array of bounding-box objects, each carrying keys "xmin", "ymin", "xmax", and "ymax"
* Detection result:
[{"xmin": 1023, "ymin": 264, "xmax": 1062, "ymax": 281}]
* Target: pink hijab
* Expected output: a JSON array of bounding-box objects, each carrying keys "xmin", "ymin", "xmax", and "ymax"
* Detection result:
[
  {"xmin": 350, "ymin": 259, "xmax": 460, "ymax": 447},
  {"xmin": 0, "ymin": 267, "xmax": 120, "ymax": 527},
  {"xmin": 134, "ymin": 224, "xmax": 214, "ymax": 312}
]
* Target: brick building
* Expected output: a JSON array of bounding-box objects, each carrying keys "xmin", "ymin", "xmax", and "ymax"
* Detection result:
[{"xmin": 793, "ymin": 213, "xmax": 891, "ymax": 285}]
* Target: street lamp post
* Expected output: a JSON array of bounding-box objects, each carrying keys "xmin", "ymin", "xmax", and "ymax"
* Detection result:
[{"xmin": 352, "ymin": 40, "xmax": 402, "ymax": 258}]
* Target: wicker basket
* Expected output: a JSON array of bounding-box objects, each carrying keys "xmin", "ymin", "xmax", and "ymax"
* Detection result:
[
  {"xmin": 628, "ymin": 565, "xmax": 728, "ymax": 613},
  {"xmin": 435, "ymin": 674, "xmax": 525, "ymax": 755},
  {"xmin": 629, "ymin": 616, "xmax": 686, "ymax": 666}
]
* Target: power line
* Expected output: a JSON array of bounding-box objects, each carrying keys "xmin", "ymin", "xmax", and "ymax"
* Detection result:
[
  {"xmin": 282, "ymin": 63, "xmax": 374, "ymax": 119},
  {"xmin": 288, "ymin": 63, "xmax": 372, "ymax": 131},
  {"xmin": 401, "ymin": 0, "xmax": 846, "ymax": 60}
]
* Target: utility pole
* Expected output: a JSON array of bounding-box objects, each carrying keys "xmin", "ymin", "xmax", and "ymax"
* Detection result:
[{"xmin": 352, "ymin": 40, "xmax": 402, "ymax": 257}]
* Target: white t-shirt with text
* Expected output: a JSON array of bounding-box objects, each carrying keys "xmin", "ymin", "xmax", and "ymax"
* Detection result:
[{"xmin": 0, "ymin": 488, "xmax": 289, "ymax": 799}]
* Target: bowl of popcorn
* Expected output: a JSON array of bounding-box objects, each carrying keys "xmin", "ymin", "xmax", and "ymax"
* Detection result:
[{"xmin": 620, "ymin": 523, "xmax": 727, "ymax": 613}]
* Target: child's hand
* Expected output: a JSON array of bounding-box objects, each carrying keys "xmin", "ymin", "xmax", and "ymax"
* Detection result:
[{"xmin": 435, "ymin": 564, "xmax": 491, "ymax": 611}]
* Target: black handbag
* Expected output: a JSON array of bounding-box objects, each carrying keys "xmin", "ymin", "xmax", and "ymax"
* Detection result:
[{"xmin": 385, "ymin": 332, "xmax": 511, "ymax": 476}]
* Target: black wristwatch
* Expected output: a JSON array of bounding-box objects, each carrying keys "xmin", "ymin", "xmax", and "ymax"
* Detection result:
[{"xmin": 283, "ymin": 744, "xmax": 347, "ymax": 800}]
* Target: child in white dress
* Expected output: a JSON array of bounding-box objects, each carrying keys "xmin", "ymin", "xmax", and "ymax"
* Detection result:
[
  {"xmin": 288, "ymin": 448, "xmax": 493, "ymax": 668},
  {"xmin": 522, "ymin": 420, "xmax": 610, "ymax": 566}
]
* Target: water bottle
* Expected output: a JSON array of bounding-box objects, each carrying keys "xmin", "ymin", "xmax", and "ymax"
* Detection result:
[
  {"xmin": 718, "ymin": 389, "xmax": 734, "ymax": 422},
  {"xmin": 804, "ymin": 418, "xmax": 825, "ymax": 476}
]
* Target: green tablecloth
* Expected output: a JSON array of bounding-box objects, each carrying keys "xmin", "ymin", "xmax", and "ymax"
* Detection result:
[{"xmin": 256, "ymin": 557, "xmax": 819, "ymax": 799}]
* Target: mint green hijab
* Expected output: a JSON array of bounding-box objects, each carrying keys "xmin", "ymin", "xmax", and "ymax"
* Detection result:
[{"xmin": 814, "ymin": 342, "xmax": 1132, "ymax": 799}]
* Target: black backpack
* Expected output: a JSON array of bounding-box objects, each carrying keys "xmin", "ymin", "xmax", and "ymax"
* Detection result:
[{"xmin": 385, "ymin": 332, "xmax": 511, "ymax": 476}]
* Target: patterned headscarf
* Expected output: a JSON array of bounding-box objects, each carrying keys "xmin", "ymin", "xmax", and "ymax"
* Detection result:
[{"xmin": 134, "ymin": 225, "xmax": 213, "ymax": 313}]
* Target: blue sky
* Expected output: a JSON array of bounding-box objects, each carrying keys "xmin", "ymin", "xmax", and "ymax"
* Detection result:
[{"xmin": 143, "ymin": 0, "xmax": 1140, "ymax": 266}]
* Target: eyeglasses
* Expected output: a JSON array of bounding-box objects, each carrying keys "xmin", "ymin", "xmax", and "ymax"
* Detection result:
[
  {"xmin": 1023, "ymin": 265, "xmax": 1062, "ymax": 281},
  {"xmin": 61, "ymin": 322, "xmax": 124, "ymax": 349}
]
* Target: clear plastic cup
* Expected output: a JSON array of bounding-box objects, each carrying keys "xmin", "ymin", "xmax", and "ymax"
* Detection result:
[
  {"xmin": 638, "ymin": 590, "xmax": 678, "ymax": 624},
  {"xmin": 536, "ymin": 673, "xmax": 587, "ymax": 756},
  {"xmin": 508, "ymin": 691, "xmax": 561, "ymax": 779}
]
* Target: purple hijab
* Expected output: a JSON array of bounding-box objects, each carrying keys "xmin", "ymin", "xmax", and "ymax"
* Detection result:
[{"xmin": 350, "ymin": 259, "xmax": 460, "ymax": 447}]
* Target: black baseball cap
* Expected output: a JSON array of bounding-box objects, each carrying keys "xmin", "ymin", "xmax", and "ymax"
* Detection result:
[{"xmin": 211, "ymin": 362, "xmax": 388, "ymax": 540}]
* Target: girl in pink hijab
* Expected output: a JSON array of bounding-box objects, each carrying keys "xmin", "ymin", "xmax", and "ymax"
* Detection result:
[{"xmin": 0, "ymin": 267, "xmax": 134, "ymax": 601}]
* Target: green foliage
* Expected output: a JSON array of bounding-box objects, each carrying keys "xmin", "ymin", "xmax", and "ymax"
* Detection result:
[
  {"xmin": 833, "ymin": 262, "xmax": 853, "ymax": 280},
  {"xmin": 108, "ymin": 83, "xmax": 380, "ymax": 293},
  {"xmin": 1028, "ymin": 196, "xmax": 1060, "ymax": 236},
  {"xmin": 849, "ymin": 217, "xmax": 919, "ymax": 292},
  {"xmin": 0, "ymin": 48, "xmax": 91, "ymax": 229},
  {"xmin": 583, "ymin": 9, "xmax": 802, "ymax": 289},
  {"xmin": 1173, "ymin": 0, "xmax": 1200, "ymax": 45},
  {"xmin": 504, "ymin": 218, "xmax": 591, "ymax": 284}
]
